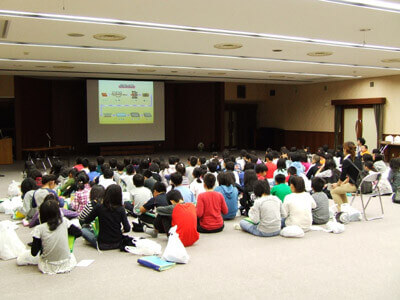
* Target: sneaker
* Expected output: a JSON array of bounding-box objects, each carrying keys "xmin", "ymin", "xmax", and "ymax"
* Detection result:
[
  {"xmin": 143, "ymin": 225, "xmax": 158, "ymax": 238},
  {"xmin": 233, "ymin": 223, "xmax": 242, "ymax": 230}
]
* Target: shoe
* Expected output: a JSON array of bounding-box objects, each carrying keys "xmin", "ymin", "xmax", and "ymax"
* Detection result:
[
  {"xmin": 143, "ymin": 225, "xmax": 158, "ymax": 238},
  {"xmin": 233, "ymin": 223, "xmax": 242, "ymax": 230}
]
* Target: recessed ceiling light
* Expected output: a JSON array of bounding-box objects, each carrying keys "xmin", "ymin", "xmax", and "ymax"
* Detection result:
[
  {"xmin": 359, "ymin": 28, "xmax": 371, "ymax": 32},
  {"xmin": 208, "ymin": 72, "xmax": 227, "ymax": 75},
  {"xmin": 53, "ymin": 65, "xmax": 74, "ymax": 69},
  {"xmin": 381, "ymin": 58, "xmax": 400, "ymax": 63},
  {"xmin": 214, "ymin": 43, "xmax": 242, "ymax": 50},
  {"xmin": 67, "ymin": 33, "xmax": 85, "ymax": 37},
  {"xmin": 272, "ymin": 49, "xmax": 283, "ymax": 52},
  {"xmin": 307, "ymin": 51, "xmax": 333, "ymax": 56},
  {"xmin": 93, "ymin": 33, "xmax": 126, "ymax": 41},
  {"xmin": 137, "ymin": 68, "xmax": 155, "ymax": 72}
]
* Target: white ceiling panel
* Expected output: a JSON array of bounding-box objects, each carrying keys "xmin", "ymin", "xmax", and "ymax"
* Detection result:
[{"xmin": 0, "ymin": 0, "xmax": 399, "ymax": 83}]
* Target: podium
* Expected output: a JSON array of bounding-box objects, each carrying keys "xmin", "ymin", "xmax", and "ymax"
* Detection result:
[{"xmin": 0, "ymin": 138, "xmax": 13, "ymax": 164}]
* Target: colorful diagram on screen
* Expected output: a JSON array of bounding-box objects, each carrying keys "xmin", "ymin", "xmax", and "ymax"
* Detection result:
[{"xmin": 99, "ymin": 80, "xmax": 154, "ymax": 124}]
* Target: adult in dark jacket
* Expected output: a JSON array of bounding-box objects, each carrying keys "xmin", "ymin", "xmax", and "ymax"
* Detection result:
[{"xmin": 330, "ymin": 141, "xmax": 362, "ymax": 211}]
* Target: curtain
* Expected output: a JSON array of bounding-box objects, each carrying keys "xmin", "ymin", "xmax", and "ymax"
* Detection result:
[
  {"xmin": 373, "ymin": 104, "xmax": 383, "ymax": 145},
  {"xmin": 334, "ymin": 105, "xmax": 342, "ymax": 149}
]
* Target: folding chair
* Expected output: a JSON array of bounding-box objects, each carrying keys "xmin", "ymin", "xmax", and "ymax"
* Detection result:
[{"xmin": 351, "ymin": 173, "xmax": 384, "ymax": 221}]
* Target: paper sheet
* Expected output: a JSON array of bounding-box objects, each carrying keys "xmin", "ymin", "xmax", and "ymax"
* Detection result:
[{"xmin": 76, "ymin": 259, "xmax": 94, "ymax": 267}]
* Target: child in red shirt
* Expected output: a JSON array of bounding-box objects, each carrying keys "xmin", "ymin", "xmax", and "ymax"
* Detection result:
[
  {"xmin": 196, "ymin": 173, "xmax": 228, "ymax": 233},
  {"xmin": 145, "ymin": 190, "xmax": 199, "ymax": 247}
]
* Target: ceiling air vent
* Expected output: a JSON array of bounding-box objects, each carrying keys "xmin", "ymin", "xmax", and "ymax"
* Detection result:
[{"xmin": 0, "ymin": 20, "xmax": 10, "ymax": 38}]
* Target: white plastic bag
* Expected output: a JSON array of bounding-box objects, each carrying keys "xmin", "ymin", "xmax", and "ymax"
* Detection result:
[
  {"xmin": 325, "ymin": 221, "xmax": 345, "ymax": 234},
  {"xmin": 8, "ymin": 180, "xmax": 21, "ymax": 197},
  {"xmin": 280, "ymin": 225, "xmax": 305, "ymax": 238},
  {"xmin": 125, "ymin": 238, "xmax": 162, "ymax": 256},
  {"xmin": 17, "ymin": 249, "xmax": 39, "ymax": 266},
  {"xmin": 162, "ymin": 226, "xmax": 189, "ymax": 264},
  {"xmin": 0, "ymin": 221, "xmax": 27, "ymax": 260},
  {"xmin": 0, "ymin": 197, "xmax": 23, "ymax": 215},
  {"xmin": 341, "ymin": 204, "xmax": 362, "ymax": 222}
]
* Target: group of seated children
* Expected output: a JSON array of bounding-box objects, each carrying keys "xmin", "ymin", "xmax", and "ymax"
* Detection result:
[{"xmin": 16, "ymin": 142, "xmax": 400, "ymax": 274}]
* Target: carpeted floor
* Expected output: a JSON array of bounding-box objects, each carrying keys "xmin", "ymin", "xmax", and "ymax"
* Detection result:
[{"xmin": 1, "ymin": 160, "xmax": 400, "ymax": 300}]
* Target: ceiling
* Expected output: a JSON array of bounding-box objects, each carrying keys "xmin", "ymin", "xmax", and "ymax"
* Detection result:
[{"xmin": 0, "ymin": 0, "xmax": 399, "ymax": 84}]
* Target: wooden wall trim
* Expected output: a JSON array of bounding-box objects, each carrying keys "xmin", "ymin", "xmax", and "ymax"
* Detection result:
[{"xmin": 331, "ymin": 97, "xmax": 386, "ymax": 106}]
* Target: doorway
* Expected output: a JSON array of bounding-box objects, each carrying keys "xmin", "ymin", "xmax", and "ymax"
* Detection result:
[
  {"xmin": 343, "ymin": 107, "xmax": 377, "ymax": 149},
  {"xmin": 225, "ymin": 104, "xmax": 257, "ymax": 149}
]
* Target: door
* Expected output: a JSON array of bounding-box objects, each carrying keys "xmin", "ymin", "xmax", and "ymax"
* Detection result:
[
  {"xmin": 343, "ymin": 107, "xmax": 377, "ymax": 149},
  {"xmin": 225, "ymin": 104, "xmax": 257, "ymax": 149}
]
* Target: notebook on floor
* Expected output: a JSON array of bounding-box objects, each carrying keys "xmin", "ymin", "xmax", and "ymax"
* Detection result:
[{"xmin": 137, "ymin": 256, "xmax": 175, "ymax": 271}]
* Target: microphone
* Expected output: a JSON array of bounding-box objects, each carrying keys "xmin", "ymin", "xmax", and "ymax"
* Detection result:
[{"xmin": 46, "ymin": 133, "xmax": 52, "ymax": 147}]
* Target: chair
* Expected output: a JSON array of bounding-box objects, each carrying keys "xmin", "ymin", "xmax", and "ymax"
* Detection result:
[{"xmin": 351, "ymin": 172, "xmax": 384, "ymax": 221}]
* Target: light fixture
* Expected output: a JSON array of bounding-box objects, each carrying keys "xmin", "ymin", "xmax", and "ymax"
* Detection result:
[
  {"xmin": 67, "ymin": 33, "xmax": 84, "ymax": 37},
  {"xmin": 307, "ymin": 51, "xmax": 333, "ymax": 56},
  {"xmin": 137, "ymin": 68, "xmax": 156, "ymax": 72},
  {"xmin": 381, "ymin": 58, "xmax": 400, "ymax": 63},
  {"xmin": 214, "ymin": 43, "xmax": 242, "ymax": 49},
  {"xmin": 93, "ymin": 33, "xmax": 126, "ymax": 41},
  {"xmin": 319, "ymin": 0, "xmax": 400, "ymax": 14},
  {"xmin": 53, "ymin": 65, "xmax": 74, "ymax": 69},
  {"xmin": 0, "ymin": 9, "xmax": 399, "ymax": 52},
  {"xmin": 0, "ymin": 57, "xmax": 361, "ymax": 78},
  {"xmin": 1, "ymin": 40, "xmax": 399, "ymax": 71}
]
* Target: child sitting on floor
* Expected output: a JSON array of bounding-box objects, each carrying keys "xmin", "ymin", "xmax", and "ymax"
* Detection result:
[
  {"xmin": 70, "ymin": 172, "xmax": 91, "ymax": 214},
  {"xmin": 215, "ymin": 172, "xmax": 239, "ymax": 220},
  {"xmin": 81, "ymin": 184, "xmax": 131, "ymax": 250},
  {"xmin": 282, "ymin": 176, "xmax": 316, "ymax": 232},
  {"xmin": 311, "ymin": 177, "xmax": 329, "ymax": 225},
  {"xmin": 196, "ymin": 173, "xmax": 228, "ymax": 233},
  {"xmin": 29, "ymin": 198, "xmax": 82, "ymax": 274},
  {"xmin": 144, "ymin": 190, "xmax": 199, "ymax": 247},
  {"xmin": 271, "ymin": 174, "xmax": 292, "ymax": 202},
  {"xmin": 238, "ymin": 180, "xmax": 286, "ymax": 237}
]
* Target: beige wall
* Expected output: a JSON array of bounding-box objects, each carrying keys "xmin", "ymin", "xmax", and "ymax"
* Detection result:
[
  {"xmin": 0, "ymin": 75, "xmax": 14, "ymax": 98},
  {"xmin": 226, "ymin": 74, "xmax": 400, "ymax": 134}
]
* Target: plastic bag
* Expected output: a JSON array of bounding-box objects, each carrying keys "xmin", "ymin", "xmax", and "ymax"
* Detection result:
[
  {"xmin": 0, "ymin": 197, "xmax": 23, "ymax": 215},
  {"xmin": 340, "ymin": 204, "xmax": 362, "ymax": 222},
  {"xmin": 17, "ymin": 249, "xmax": 39, "ymax": 266},
  {"xmin": 8, "ymin": 180, "xmax": 21, "ymax": 197},
  {"xmin": 280, "ymin": 225, "xmax": 304, "ymax": 238},
  {"xmin": 0, "ymin": 221, "xmax": 27, "ymax": 260},
  {"xmin": 162, "ymin": 226, "xmax": 189, "ymax": 264},
  {"xmin": 125, "ymin": 238, "xmax": 162, "ymax": 256},
  {"xmin": 325, "ymin": 220, "xmax": 345, "ymax": 234}
]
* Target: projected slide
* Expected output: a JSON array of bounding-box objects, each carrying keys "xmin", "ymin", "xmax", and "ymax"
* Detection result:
[{"xmin": 99, "ymin": 80, "xmax": 154, "ymax": 124}]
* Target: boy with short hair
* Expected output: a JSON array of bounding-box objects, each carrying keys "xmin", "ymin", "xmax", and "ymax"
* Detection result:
[
  {"xmin": 271, "ymin": 174, "xmax": 292, "ymax": 202},
  {"xmin": 196, "ymin": 173, "xmax": 228, "ymax": 233},
  {"xmin": 144, "ymin": 190, "xmax": 199, "ymax": 247},
  {"xmin": 255, "ymin": 163, "xmax": 268, "ymax": 180},
  {"xmin": 311, "ymin": 177, "xmax": 329, "ymax": 225}
]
